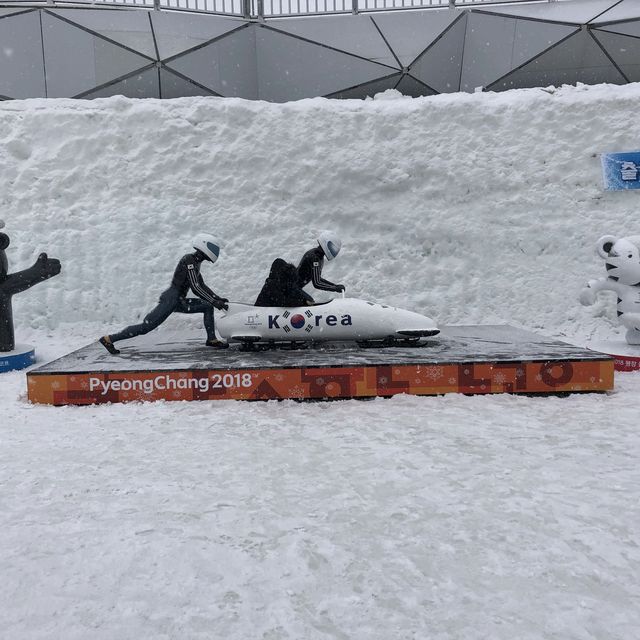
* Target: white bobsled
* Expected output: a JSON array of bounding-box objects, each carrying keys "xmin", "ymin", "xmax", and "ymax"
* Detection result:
[{"xmin": 216, "ymin": 298, "xmax": 439, "ymax": 346}]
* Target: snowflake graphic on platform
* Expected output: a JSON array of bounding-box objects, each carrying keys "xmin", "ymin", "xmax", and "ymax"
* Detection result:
[
  {"xmin": 425, "ymin": 366, "xmax": 444, "ymax": 381},
  {"xmin": 288, "ymin": 385, "xmax": 305, "ymax": 398},
  {"xmin": 494, "ymin": 372, "xmax": 507, "ymax": 385},
  {"xmin": 448, "ymin": 377, "xmax": 456, "ymax": 384}
]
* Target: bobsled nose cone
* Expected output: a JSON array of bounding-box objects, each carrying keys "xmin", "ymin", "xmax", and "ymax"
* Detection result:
[
  {"xmin": 396, "ymin": 328, "xmax": 440, "ymax": 337},
  {"xmin": 392, "ymin": 308, "xmax": 439, "ymax": 337}
]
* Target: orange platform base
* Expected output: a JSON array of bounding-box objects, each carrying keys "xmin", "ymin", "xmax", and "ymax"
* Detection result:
[{"xmin": 26, "ymin": 326, "xmax": 614, "ymax": 406}]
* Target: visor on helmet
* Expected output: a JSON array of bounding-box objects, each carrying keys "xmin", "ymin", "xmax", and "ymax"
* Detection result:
[{"xmin": 193, "ymin": 233, "xmax": 221, "ymax": 263}]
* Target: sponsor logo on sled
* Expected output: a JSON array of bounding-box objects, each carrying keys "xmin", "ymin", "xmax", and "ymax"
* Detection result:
[
  {"xmin": 244, "ymin": 314, "xmax": 262, "ymax": 327},
  {"xmin": 268, "ymin": 313, "xmax": 353, "ymax": 329}
]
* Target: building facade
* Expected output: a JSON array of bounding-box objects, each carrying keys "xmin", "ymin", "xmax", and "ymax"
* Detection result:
[{"xmin": 0, "ymin": 0, "xmax": 638, "ymax": 101}]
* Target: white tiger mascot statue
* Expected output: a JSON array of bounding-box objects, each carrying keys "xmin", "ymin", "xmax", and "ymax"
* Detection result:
[{"xmin": 579, "ymin": 234, "xmax": 640, "ymax": 344}]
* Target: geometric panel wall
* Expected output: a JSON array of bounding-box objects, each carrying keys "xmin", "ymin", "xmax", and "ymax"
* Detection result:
[
  {"xmin": 266, "ymin": 14, "xmax": 400, "ymax": 67},
  {"xmin": 592, "ymin": 28, "xmax": 640, "ymax": 82},
  {"xmin": 459, "ymin": 13, "xmax": 577, "ymax": 92},
  {"xmin": 489, "ymin": 29, "xmax": 626, "ymax": 91},
  {"xmin": 255, "ymin": 23, "xmax": 398, "ymax": 101},
  {"xmin": 409, "ymin": 15, "xmax": 466, "ymax": 94},
  {"xmin": 370, "ymin": 9, "xmax": 462, "ymax": 68},
  {"xmin": 40, "ymin": 10, "xmax": 155, "ymax": 98},
  {"xmin": 0, "ymin": 10, "xmax": 46, "ymax": 100},
  {"xmin": 327, "ymin": 73, "xmax": 402, "ymax": 99},
  {"xmin": 1, "ymin": 0, "xmax": 640, "ymax": 102},
  {"xmin": 164, "ymin": 24, "xmax": 256, "ymax": 99},
  {"xmin": 47, "ymin": 8, "xmax": 157, "ymax": 59}
]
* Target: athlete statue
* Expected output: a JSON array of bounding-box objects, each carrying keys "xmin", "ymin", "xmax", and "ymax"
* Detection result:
[
  {"xmin": 296, "ymin": 231, "xmax": 345, "ymax": 303},
  {"xmin": 99, "ymin": 234, "xmax": 229, "ymax": 354},
  {"xmin": 0, "ymin": 219, "xmax": 62, "ymax": 352}
]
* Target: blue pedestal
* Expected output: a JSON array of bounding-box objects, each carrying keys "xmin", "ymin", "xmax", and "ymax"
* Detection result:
[{"xmin": 0, "ymin": 344, "xmax": 36, "ymax": 373}]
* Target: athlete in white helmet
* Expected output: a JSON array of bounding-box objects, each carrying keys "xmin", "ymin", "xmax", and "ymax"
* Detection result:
[
  {"xmin": 99, "ymin": 233, "xmax": 229, "ymax": 354},
  {"xmin": 296, "ymin": 231, "xmax": 345, "ymax": 303}
]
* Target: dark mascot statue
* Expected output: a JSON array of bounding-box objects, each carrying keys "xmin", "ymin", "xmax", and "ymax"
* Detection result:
[{"xmin": 0, "ymin": 220, "xmax": 61, "ymax": 352}]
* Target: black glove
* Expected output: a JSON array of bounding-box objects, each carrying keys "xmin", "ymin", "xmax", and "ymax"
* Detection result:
[
  {"xmin": 214, "ymin": 298, "xmax": 229, "ymax": 311},
  {"xmin": 36, "ymin": 253, "xmax": 62, "ymax": 279},
  {"xmin": 335, "ymin": 284, "xmax": 346, "ymax": 293}
]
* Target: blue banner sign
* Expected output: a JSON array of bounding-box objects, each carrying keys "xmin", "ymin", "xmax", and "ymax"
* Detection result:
[{"xmin": 601, "ymin": 152, "xmax": 640, "ymax": 190}]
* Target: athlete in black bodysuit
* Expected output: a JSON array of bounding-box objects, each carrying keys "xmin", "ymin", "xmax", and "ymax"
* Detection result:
[
  {"xmin": 99, "ymin": 234, "xmax": 229, "ymax": 354},
  {"xmin": 296, "ymin": 231, "xmax": 345, "ymax": 303}
]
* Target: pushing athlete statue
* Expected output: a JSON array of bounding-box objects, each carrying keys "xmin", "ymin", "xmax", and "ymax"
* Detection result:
[{"xmin": 0, "ymin": 219, "xmax": 62, "ymax": 353}]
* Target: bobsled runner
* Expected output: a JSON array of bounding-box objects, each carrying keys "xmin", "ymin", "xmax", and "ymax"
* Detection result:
[{"xmin": 216, "ymin": 298, "xmax": 439, "ymax": 348}]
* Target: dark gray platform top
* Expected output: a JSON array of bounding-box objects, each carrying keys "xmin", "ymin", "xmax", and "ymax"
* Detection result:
[{"xmin": 30, "ymin": 325, "xmax": 611, "ymax": 375}]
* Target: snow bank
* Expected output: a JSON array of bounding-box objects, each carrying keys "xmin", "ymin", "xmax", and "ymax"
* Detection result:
[
  {"xmin": 2, "ymin": 85, "xmax": 640, "ymax": 640},
  {"xmin": 1, "ymin": 82, "xmax": 638, "ymax": 339}
]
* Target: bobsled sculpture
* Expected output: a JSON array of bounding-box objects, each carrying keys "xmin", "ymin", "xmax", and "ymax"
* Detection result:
[
  {"xmin": 579, "ymin": 234, "xmax": 640, "ymax": 345},
  {"xmin": 216, "ymin": 297, "xmax": 439, "ymax": 348}
]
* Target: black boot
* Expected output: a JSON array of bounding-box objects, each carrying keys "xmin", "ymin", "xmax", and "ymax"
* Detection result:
[
  {"xmin": 99, "ymin": 336, "xmax": 120, "ymax": 355},
  {"xmin": 206, "ymin": 339, "xmax": 229, "ymax": 350}
]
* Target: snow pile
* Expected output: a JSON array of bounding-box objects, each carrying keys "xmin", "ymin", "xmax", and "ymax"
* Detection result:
[
  {"xmin": 2, "ymin": 84, "xmax": 640, "ymax": 640},
  {"xmin": 1, "ymin": 82, "xmax": 638, "ymax": 341}
]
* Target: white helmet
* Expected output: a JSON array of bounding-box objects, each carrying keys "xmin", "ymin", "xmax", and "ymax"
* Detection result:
[
  {"xmin": 318, "ymin": 231, "xmax": 341, "ymax": 261},
  {"xmin": 193, "ymin": 233, "xmax": 222, "ymax": 263}
]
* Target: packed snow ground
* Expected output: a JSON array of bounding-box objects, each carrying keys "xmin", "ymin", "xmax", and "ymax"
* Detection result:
[{"xmin": 1, "ymin": 84, "xmax": 640, "ymax": 639}]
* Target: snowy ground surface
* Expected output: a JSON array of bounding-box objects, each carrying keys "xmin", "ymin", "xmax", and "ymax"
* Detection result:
[
  {"xmin": 2, "ymin": 84, "xmax": 640, "ymax": 638},
  {"xmin": 2, "ymin": 326, "xmax": 640, "ymax": 640}
]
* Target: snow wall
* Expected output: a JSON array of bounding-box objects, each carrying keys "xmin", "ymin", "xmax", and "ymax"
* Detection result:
[{"xmin": 1, "ymin": 83, "xmax": 638, "ymax": 340}]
